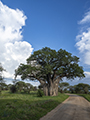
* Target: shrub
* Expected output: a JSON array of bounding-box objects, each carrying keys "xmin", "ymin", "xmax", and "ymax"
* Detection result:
[
  {"xmin": 37, "ymin": 89, "xmax": 44, "ymax": 97},
  {"xmin": 0, "ymin": 87, "xmax": 1, "ymax": 93},
  {"xmin": 10, "ymin": 85, "xmax": 17, "ymax": 93}
]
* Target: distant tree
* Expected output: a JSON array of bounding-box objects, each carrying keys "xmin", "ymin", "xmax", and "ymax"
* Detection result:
[
  {"xmin": 16, "ymin": 81, "xmax": 26, "ymax": 93},
  {"xmin": 32, "ymin": 86, "xmax": 37, "ymax": 91},
  {"xmin": 0, "ymin": 63, "xmax": 5, "ymax": 82},
  {"xmin": 7, "ymin": 84, "xmax": 12, "ymax": 90},
  {"xmin": 89, "ymin": 85, "xmax": 90, "ymax": 91},
  {"xmin": 10, "ymin": 85, "xmax": 17, "ymax": 93},
  {"xmin": 59, "ymin": 82, "xmax": 69, "ymax": 93},
  {"xmin": 69, "ymin": 83, "xmax": 90, "ymax": 94},
  {"xmin": 74, "ymin": 85, "xmax": 80, "ymax": 93},
  {"xmin": 69, "ymin": 86, "xmax": 75, "ymax": 93},
  {"xmin": 0, "ymin": 83, "xmax": 7, "ymax": 90},
  {"xmin": 23, "ymin": 83, "xmax": 33, "ymax": 93},
  {"xmin": 76, "ymin": 83, "xmax": 89, "ymax": 94},
  {"xmin": 0, "ymin": 63, "xmax": 5, "ymax": 93},
  {"xmin": 84, "ymin": 87, "xmax": 89, "ymax": 94},
  {"xmin": 15, "ymin": 47, "xmax": 85, "ymax": 96}
]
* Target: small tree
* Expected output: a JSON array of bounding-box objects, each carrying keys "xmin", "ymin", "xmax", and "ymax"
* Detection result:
[
  {"xmin": 69, "ymin": 86, "xmax": 75, "ymax": 93},
  {"xmin": 10, "ymin": 85, "xmax": 17, "ymax": 93},
  {"xmin": 59, "ymin": 82, "xmax": 69, "ymax": 93},
  {"xmin": 84, "ymin": 87, "xmax": 89, "ymax": 94},
  {"xmin": 33, "ymin": 86, "xmax": 37, "ymax": 91},
  {"xmin": 37, "ymin": 89, "xmax": 44, "ymax": 97},
  {"xmin": 74, "ymin": 85, "xmax": 80, "ymax": 93},
  {"xmin": 23, "ymin": 83, "xmax": 33, "ymax": 93},
  {"xmin": 0, "ymin": 63, "xmax": 5, "ymax": 82},
  {"xmin": 76, "ymin": 83, "xmax": 89, "ymax": 94},
  {"xmin": 0, "ymin": 83, "xmax": 7, "ymax": 90},
  {"xmin": 16, "ymin": 81, "xmax": 26, "ymax": 93},
  {"xmin": 7, "ymin": 84, "xmax": 12, "ymax": 90},
  {"xmin": 0, "ymin": 63, "xmax": 5, "ymax": 93}
]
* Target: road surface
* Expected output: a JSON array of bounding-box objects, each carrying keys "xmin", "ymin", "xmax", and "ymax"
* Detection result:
[{"xmin": 40, "ymin": 94, "xmax": 90, "ymax": 120}]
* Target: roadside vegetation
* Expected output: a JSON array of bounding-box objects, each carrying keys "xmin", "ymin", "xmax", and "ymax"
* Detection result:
[
  {"xmin": 58, "ymin": 82, "xmax": 90, "ymax": 103},
  {"xmin": 79, "ymin": 94, "xmax": 90, "ymax": 102},
  {"xmin": 0, "ymin": 91, "xmax": 68, "ymax": 120}
]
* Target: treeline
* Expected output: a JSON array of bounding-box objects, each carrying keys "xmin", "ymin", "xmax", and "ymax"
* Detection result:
[
  {"xmin": 58, "ymin": 82, "xmax": 90, "ymax": 94},
  {"xmin": 0, "ymin": 81, "xmax": 90, "ymax": 95},
  {"xmin": 0, "ymin": 63, "xmax": 90, "ymax": 95},
  {"xmin": 0, "ymin": 81, "xmax": 37, "ymax": 93}
]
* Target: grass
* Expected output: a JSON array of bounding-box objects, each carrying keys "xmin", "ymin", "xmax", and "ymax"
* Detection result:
[
  {"xmin": 79, "ymin": 94, "xmax": 90, "ymax": 102},
  {"xmin": 0, "ymin": 91, "xmax": 69, "ymax": 120}
]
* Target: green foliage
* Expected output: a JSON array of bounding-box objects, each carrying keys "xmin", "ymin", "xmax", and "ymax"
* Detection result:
[
  {"xmin": 15, "ymin": 47, "xmax": 85, "ymax": 82},
  {"xmin": 0, "ymin": 63, "xmax": 4, "ymax": 81},
  {"xmin": 75, "ymin": 83, "xmax": 89, "ymax": 94},
  {"xmin": 15, "ymin": 81, "xmax": 26, "ymax": 92},
  {"xmin": 10, "ymin": 85, "xmax": 17, "ymax": 93},
  {"xmin": 10, "ymin": 81, "xmax": 34, "ymax": 93},
  {"xmin": 37, "ymin": 89, "xmax": 44, "ymax": 97},
  {"xmin": 69, "ymin": 83, "xmax": 90, "ymax": 94},
  {"xmin": 58, "ymin": 82, "xmax": 69, "ymax": 93},
  {"xmin": 0, "ymin": 63, "xmax": 6, "ymax": 93},
  {"xmin": 84, "ymin": 87, "xmax": 89, "ymax": 94},
  {"xmin": 33, "ymin": 86, "xmax": 37, "ymax": 91},
  {"xmin": 26, "ymin": 83, "xmax": 34, "ymax": 92}
]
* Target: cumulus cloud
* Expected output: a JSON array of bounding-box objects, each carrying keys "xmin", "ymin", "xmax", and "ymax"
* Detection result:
[
  {"xmin": 0, "ymin": 1, "xmax": 33, "ymax": 79},
  {"xmin": 76, "ymin": 9, "xmax": 90, "ymax": 65},
  {"xmin": 75, "ymin": 9, "xmax": 90, "ymax": 85}
]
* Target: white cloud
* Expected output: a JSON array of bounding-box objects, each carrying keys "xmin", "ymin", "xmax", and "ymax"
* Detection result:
[
  {"xmin": 0, "ymin": 1, "xmax": 33, "ymax": 79},
  {"xmin": 75, "ymin": 9, "xmax": 90, "ymax": 85},
  {"xmin": 84, "ymin": 71, "xmax": 90, "ymax": 78},
  {"xmin": 76, "ymin": 9, "xmax": 90, "ymax": 65},
  {"xmin": 78, "ymin": 10, "xmax": 90, "ymax": 24}
]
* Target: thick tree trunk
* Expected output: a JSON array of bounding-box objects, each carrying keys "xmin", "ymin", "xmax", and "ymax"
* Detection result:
[
  {"xmin": 39, "ymin": 77, "xmax": 60, "ymax": 96},
  {"xmin": 42, "ymin": 79, "xmax": 59, "ymax": 96},
  {"xmin": 51, "ymin": 81, "xmax": 59, "ymax": 96},
  {"xmin": 43, "ymin": 83, "xmax": 48, "ymax": 96}
]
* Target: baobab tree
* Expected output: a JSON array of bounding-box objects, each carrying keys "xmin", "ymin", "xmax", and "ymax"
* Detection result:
[{"xmin": 15, "ymin": 47, "xmax": 85, "ymax": 96}]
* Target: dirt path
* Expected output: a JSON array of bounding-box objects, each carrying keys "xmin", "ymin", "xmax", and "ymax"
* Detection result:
[{"xmin": 40, "ymin": 94, "xmax": 90, "ymax": 120}]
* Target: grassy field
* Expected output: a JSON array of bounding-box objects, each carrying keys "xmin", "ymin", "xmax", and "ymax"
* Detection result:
[
  {"xmin": 0, "ymin": 91, "xmax": 69, "ymax": 120},
  {"xmin": 79, "ymin": 94, "xmax": 90, "ymax": 102}
]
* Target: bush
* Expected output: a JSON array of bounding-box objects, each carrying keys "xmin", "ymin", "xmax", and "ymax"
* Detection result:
[
  {"xmin": 0, "ymin": 87, "xmax": 1, "ymax": 93},
  {"xmin": 10, "ymin": 85, "xmax": 17, "ymax": 93},
  {"xmin": 37, "ymin": 89, "xmax": 44, "ymax": 97}
]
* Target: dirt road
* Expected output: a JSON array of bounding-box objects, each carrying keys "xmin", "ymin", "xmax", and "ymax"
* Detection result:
[{"xmin": 40, "ymin": 94, "xmax": 90, "ymax": 120}]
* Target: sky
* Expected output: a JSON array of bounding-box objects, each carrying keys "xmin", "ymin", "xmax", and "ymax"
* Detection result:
[{"xmin": 0, "ymin": 0, "xmax": 90, "ymax": 86}]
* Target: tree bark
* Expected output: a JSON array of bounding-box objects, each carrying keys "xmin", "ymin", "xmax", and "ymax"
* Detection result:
[
  {"xmin": 42, "ymin": 79, "xmax": 59, "ymax": 96},
  {"xmin": 43, "ymin": 83, "xmax": 48, "ymax": 96}
]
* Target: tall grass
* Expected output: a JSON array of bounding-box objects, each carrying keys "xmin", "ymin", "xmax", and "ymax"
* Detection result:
[{"xmin": 0, "ymin": 91, "xmax": 69, "ymax": 120}]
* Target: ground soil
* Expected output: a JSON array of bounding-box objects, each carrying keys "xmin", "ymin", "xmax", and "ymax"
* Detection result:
[{"xmin": 40, "ymin": 94, "xmax": 90, "ymax": 120}]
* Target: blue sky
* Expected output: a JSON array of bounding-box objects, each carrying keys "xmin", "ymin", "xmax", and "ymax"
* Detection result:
[{"xmin": 0, "ymin": 0, "xmax": 90, "ymax": 86}]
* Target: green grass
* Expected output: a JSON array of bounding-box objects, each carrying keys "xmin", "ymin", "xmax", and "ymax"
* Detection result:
[
  {"xmin": 79, "ymin": 94, "xmax": 90, "ymax": 102},
  {"xmin": 0, "ymin": 91, "xmax": 69, "ymax": 120}
]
